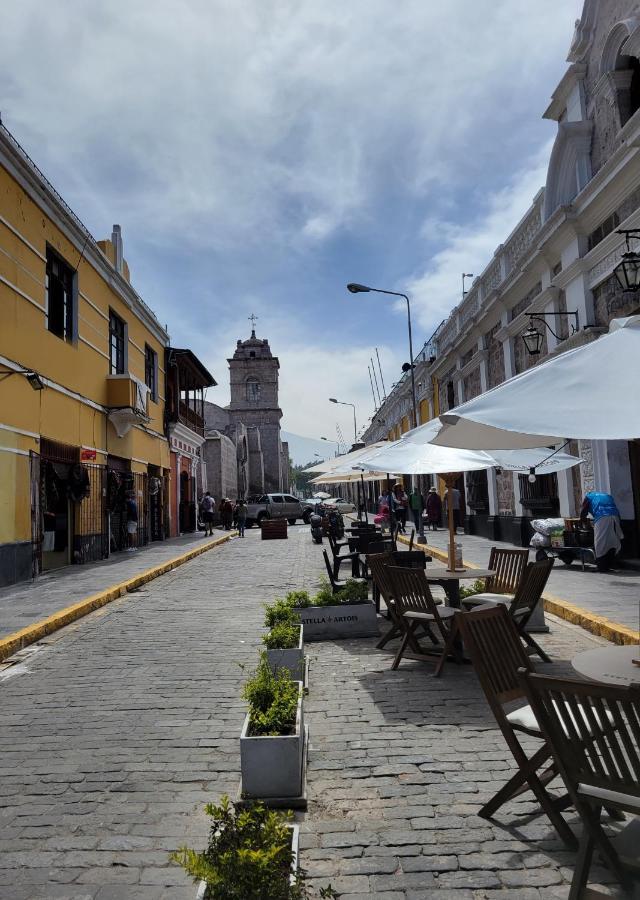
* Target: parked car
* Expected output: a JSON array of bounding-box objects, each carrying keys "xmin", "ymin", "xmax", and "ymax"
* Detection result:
[
  {"xmin": 325, "ymin": 498, "xmax": 356, "ymax": 515},
  {"xmin": 246, "ymin": 493, "xmax": 304, "ymax": 527}
]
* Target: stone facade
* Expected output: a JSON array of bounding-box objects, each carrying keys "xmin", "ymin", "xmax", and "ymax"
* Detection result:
[{"xmin": 203, "ymin": 330, "xmax": 289, "ymax": 499}]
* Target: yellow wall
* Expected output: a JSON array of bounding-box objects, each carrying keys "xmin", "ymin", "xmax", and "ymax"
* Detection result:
[
  {"xmin": 400, "ymin": 416, "xmax": 409, "ymax": 434},
  {"xmin": 419, "ymin": 398, "xmax": 429, "ymax": 425},
  {"xmin": 0, "ymin": 159, "xmax": 170, "ymax": 551}
]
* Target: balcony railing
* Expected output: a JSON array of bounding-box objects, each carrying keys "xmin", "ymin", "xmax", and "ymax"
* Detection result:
[{"xmin": 178, "ymin": 401, "xmax": 204, "ymax": 435}]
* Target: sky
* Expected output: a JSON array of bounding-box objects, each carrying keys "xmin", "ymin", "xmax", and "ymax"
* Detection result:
[{"xmin": 2, "ymin": 0, "xmax": 583, "ymax": 461}]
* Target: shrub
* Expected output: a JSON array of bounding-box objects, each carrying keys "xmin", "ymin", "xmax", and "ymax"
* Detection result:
[
  {"xmin": 285, "ymin": 589, "xmax": 310, "ymax": 608},
  {"xmin": 171, "ymin": 796, "xmax": 306, "ymax": 899},
  {"xmin": 264, "ymin": 598, "xmax": 300, "ymax": 629},
  {"xmin": 458, "ymin": 579, "xmax": 487, "ymax": 600},
  {"xmin": 242, "ymin": 655, "xmax": 299, "ymax": 737},
  {"xmin": 335, "ymin": 578, "xmax": 369, "ymax": 603},
  {"xmin": 263, "ymin": 622, "xmax": 300, "ymax": 650}
]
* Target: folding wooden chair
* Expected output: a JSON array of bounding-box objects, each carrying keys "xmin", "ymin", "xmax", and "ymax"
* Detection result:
[
  {"xmin": 463, "ymin": 558, "xmax": 554, "ymax": 663},
  {"xmin": 455, "ymin": 604, "xmax": 576, "ymax": 848},
  {"xmin": 327, "ymin": 531, "xmax": 362, "ymax": 578},
  {"xmin": 322, "ymin": 549, "xmax": 368, "ymax": 594},
  {"xmin": 386, "ymin": 566, "xmax": 459, "ymax": 676},
  {"xmin": 391, "ymin": 549, "xmax": 427, "ymax": 569},
  {"xmin": 461, "ymin": 547, "xmax": 529, "ymax": 607},
  {"xmin": 520, "ymin": 670, "xmax": 639, "ymax": 897},
  {"xmin": 367, "ymin": 552, "xmax": 400, "ymax": 646}
]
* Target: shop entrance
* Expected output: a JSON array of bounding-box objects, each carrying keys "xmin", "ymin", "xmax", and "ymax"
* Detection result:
[{"xmin": 39, "ymin": 439, "xmax": 78, "ymax": 572}]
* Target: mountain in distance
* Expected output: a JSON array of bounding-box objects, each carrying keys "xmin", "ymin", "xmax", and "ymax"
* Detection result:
[{"xmin": 281, "ymin": 431, "xmax": 343, "ymax": 466}]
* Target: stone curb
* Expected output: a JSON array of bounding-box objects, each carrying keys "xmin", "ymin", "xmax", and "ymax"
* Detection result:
[
  {"xmin": 398, "ymin": 533, "xmax": 639, "ymax": 647},
  {"xmin": 0, "ymin": 532, "xmax": 235, "ymax": 663}
]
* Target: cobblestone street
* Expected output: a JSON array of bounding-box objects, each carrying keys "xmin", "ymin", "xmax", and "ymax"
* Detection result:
[{"xmin": 0, "ymin": 527, "xmax": 630, "ymax": 898}]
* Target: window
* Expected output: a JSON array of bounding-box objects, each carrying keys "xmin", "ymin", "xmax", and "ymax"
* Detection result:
[
  {"xmin": 109, "ymin": 310, "xmax": 126, "ymax": 374},
  {"xmin": 246, "ymin": 378, "xmax": 261, "ymax": 403},
  {"xmin": 446, "ymin": 381, "xmax": 455, "ymax": 410},
  {"xmin": 271, "ymin": 495, "xmax": 284, "ymax": 503},
  {"xmin": 46, "ymin": 247, "xmax": 75, "ymax": 340},
  {"xmin": 145, "ymin": 344, "xmax": 158, "ymax": 401}
]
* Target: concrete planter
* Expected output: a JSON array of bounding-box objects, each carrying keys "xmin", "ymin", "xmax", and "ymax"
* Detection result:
[
  {"xmin": 196, "ymin": 824, "xmax": 300, "ymax": 898},
  {"xmin": 240, "ymin": 686, "xmax": 305, "ymax": 800},
  {"xmin": 265, "ymin": 626, "xmax": 305, "ymax": 682},
  {"xmin": 294, "ymin": 601, "xmax": 379, "ymax": 641}
]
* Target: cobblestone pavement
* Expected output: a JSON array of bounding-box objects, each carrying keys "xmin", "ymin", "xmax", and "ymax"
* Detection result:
[
  {"xmin": 0, "ymin": 526, "xmax": 630, "ymax": 897},
  {"xmin": 416, "ymin": 527, "xmax": 640, "ymax": 635},
  {"xmin": 0, "ymin": 530, "xmax": 231, "ymax": 641}
]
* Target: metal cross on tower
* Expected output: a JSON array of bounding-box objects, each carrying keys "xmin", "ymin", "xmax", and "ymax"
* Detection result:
[{"xmin": 248, "ymin": 313, "xmax": 258, "ymax": 336}]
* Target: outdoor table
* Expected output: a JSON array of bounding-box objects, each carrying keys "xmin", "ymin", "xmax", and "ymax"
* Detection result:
[
  {"xmin": 425, "ymin": 568, "xmax": 496, "ymax": 609},
  {"xmin": 572, "ymin": 644, "xmax": 640, "ymax": 686}
]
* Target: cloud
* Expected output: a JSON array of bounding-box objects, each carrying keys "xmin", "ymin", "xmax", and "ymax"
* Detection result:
[{"xmin": 404, "ymin": 140, "xmax": 554, "ymax": 334}]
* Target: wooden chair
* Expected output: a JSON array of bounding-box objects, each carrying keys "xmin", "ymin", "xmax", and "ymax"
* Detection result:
[
  {"xmin": 391, "ymin": 549, "xmax": 427, "ymax": 569},
  {"xmin": 386, "ymin": 566, "xmax": 459, "ymax": 676},
  {"xmin": 327, "ymin": 532, "xmax": 362, "ymax": 578},
  {"xmin": 455, "ymin": 604, "xmax": 576, "ymax": 848},
  {"xmin": 462, "ymin": 547, "xmax": 529, "ymax": 607},
  {"xmin": 463, "ymin": 558, "xmax": 554, "ymax": 663},
  {"xmin": 367, "ymin": 552, "xmax": 400, "ymax": 646},
  {"xmin": 322, "ymin": 549, "xmax": 368, "ymax": 595},
  {"xmin": 520, "ymin": 669, "xmax": 640, "ymax": 897}
]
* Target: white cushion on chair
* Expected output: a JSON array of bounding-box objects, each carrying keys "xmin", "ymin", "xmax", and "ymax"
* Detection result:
[
  {"xmin": 462, "ymin": 592, "xmax": 514, "ymax": 608},
  {"xmin": 507, "ymin": 702, "xmax": 615, "ymax": 738}
]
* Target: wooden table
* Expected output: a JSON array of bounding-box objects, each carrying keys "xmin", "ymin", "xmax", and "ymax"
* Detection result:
[
  {"xmin": 425, "ymin": 568, "xmax": 495, "ymax": 609},
  {"xmin": 572, "ymin": 644, "xmax": 640, "ymax": 686}
]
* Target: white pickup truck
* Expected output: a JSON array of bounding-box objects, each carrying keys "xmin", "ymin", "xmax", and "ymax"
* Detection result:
[{"xmin": 246, "ymin": 493, "xmax": 304, "ymax": 527}]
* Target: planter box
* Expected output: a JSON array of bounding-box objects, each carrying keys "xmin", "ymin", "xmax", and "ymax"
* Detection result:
[
  {"xmin": 265, "ymin": 626, "xmax": 305, "ymax": 682},
  {"xmin": 196, "ymin": 824, "xmax": 300, "ymax": 899},
  {"xmin": 261, "ymin": 519, "xmax": 288, "ymax": 540},
  {"xmin": 240, "ymin": 686, "xmax": 305, "ymax": 801},
  {"xmin": 293, "ymin": 601, "xmax": 379, "ymax": 641}
]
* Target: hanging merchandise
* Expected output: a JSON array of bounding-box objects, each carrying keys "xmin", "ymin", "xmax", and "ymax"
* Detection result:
[
  {"xmin": 106, "ymin": 469, "xmax": 123, "ymax": 512},
  {"xmin": 67, "ymin": 464, "xmax": 91, "ymax": 503},
  {"xmin": 149, "ymin": 476, "xmax": 161, "ymax": 496}
]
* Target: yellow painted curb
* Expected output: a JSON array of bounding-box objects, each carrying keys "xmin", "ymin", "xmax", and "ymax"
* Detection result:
[
  {"xmin": 0, "ymin": 532, "xmax": 235, "ymax": 663},
  {"xmin": 397, "ymin": 533, "xmax": 639, "ymax": 646}
]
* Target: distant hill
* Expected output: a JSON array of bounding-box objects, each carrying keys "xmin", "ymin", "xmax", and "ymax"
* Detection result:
[{"xmin": 281, "ymin": 431, "xmax": 343, "ymax": 466}]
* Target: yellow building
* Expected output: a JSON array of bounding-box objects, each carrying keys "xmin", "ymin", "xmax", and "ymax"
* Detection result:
[{"xmin": 0, "ymin": 124, "xmax": 171, "ymax": 586}]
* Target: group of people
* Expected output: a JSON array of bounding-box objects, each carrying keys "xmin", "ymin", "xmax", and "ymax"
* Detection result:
[
  {"xmin": 376, "ymin": 483, "xmax": 462, "ymax": 534},
  {"xmin": 199, "ymin": 492, "xmax": 248, "ymax": 537}
]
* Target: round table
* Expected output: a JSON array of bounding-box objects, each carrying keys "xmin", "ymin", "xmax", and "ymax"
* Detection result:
[
  {"xmin": 572, "ymin": 644, "xmax": 640, "ymax": 686},
  {"xmin": 425, "ymin": 568, "xmax": 496, "ymax": 609}
]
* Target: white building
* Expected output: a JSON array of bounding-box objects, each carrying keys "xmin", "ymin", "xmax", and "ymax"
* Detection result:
[{"xmin": 363, "ymin": 0, "xmax": 640, "ymax": 554}]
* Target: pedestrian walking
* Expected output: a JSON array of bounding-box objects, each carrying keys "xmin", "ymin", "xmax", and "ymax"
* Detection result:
[
  {"xmin": 393, "ymin": 483, "xmax": 408, "ymax": 534},
  {"xmin": 199, "ymin": 491, "xmax": 216, "ymax": 536},
  {"xmin": 220, "ymin": 497, "xmax": 234, "ymax": 531},
  {"xmin": 443, "ymin": 485, "xmax": 462, "ymax": 533},
  {"xmin": 235, "ymin": 498, "xmax": 247, "ymax": 537},
  {"xmin": 580, "ymin": 489, "xmax": 623, "ymax": 572},
  {"xmin": 125, "ymin": 490, "xmax": 138, "ymax": 551},
  {"xmin": 426, "ymin": 486, "xmax": 442, "ymax": 531},
  {"xmin": 408, "ymin": 486, "xmax": 424, "ymax": 531}
]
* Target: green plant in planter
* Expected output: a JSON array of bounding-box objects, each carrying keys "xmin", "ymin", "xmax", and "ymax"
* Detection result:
[
  {"xmin": 458, "ymin": 579, "xmax": 487, "ymax": 600},
  {"xmin": 171, "ymin": 796, "xmax": 307, "ymax": 899},
  {"xmin": 242, "ymin": 654, "xmax": 299, "ymax": 737},
  {"xmin": 335, "ymin": 578, "xmax": 369, "ymax": 603},
  {"xmin": 263, "ymin": 622, "xmax": 300, "ymax": 650},
  {"xmin": 264, "ymin": 598, "xmax": 301, "ymax": 629},
  {"xmin": 285, "ymin": 589, "xmax": 311, "ymax": 608}
]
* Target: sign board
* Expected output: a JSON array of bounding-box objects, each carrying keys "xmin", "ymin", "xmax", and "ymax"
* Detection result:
[{"xmin": 80, "ymin": 448, "xmax": 97, "ymax": 461}]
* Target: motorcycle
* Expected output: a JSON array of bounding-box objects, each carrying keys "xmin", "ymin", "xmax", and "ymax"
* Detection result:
[
  {"xmin": 327, "ymin": 508, "xmax": 344, "ymax": 540},
  {"xmin": 310, "ymin": 503, "xmax": 325, "ymax": 544}
]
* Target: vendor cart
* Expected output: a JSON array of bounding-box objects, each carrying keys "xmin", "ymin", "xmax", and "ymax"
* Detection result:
[{"xmin": 534, "ymin": 518, "xmax": 596, "ymax": 571}]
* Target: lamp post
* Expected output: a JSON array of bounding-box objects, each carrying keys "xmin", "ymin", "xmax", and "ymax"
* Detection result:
[
  {"xmin": 321, "ymin": 436, "xmax": 340, "ymax": 457},
  {"xmin": 521, "ymin": 311, "xmax": 579, "ymax": 356},
  {"xmin": 347, "ymin": 283, "xmax": 418, "ymax": 430},
  {"xmin": 329, "ymin": 398, "xmax": 357, "ymax": 442}
]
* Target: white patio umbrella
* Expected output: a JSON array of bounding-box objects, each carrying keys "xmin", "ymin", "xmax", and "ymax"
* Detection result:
[
  {"xmin": 303, "ymin": 441, "xmax": 388, "ymax": 474},
  {"xmin": 355, "ymin": 421, "xmax": 582, "ymax": 571},
  {"xmin": 431, "ymin": 316, "xmax": 640, "ymax": 449}
]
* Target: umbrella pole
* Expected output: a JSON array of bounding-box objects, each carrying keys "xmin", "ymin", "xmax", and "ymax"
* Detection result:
[
  {"xmin": 443, "ymin": 472, "xmax": 464, "ymax": 573},
  {"xmin": 360, "ymin": 473, "xmax": 367, "ymax": 522}
]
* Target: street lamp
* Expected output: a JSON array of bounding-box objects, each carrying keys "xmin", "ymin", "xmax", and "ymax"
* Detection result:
[
  {"xmin": 521, "ymin": 312, "xmax": 579, "ymax": 356},
  {"xmin": 347, "ymin": 283, "xmax": 418, "ymax": 429},
  {"xmin": 321, "ymin": 436, "xmax": 340, "ymax": 457},
  {"xmin": 614, "ymin": 230, "xmax": 640, "ymax": 293},
  {"xmin": 329, "ymin": 398, "xmax": 357, "ymax": 442},
  {"xmin": 0, "ymin": 368, "xmax": 45, "ymax": 390}
]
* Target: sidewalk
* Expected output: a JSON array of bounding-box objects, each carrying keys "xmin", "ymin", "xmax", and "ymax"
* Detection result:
[
  {"xmin": 0, "ymin": 529, "xmax": 233, "ymax": 644},
  {"xmin": 416, "ymin": 526, "xmax": 640, "ymax": 638}
]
